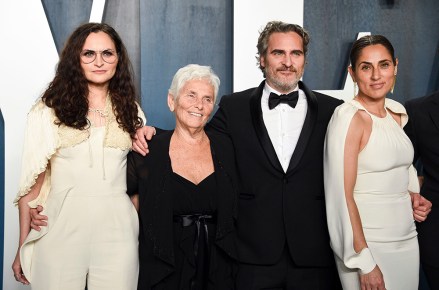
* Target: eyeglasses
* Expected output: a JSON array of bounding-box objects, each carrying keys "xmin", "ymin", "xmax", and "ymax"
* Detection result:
[{"xmin": 80, "ymin": 49, "xmax": 118, "ymax": 64}]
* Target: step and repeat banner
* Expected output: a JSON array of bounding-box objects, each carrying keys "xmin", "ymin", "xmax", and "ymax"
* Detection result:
[{"xmin": 1, "ymin": 1, "xmax": 438, "ymax": 289}]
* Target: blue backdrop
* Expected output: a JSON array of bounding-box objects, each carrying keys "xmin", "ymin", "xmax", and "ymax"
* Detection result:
[
  {"xmin": 303, "ymin": 0, "xmax": 439, "ymax": 101},
  {"xmin": 40, "ymin": 0, "xmax": 233, "ymax": 130}
]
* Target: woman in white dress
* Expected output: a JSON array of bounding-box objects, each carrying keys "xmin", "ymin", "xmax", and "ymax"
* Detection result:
[
  {"xmin": 12, "ymin": 23, "xmax": 145, "ymax": 290},
  {"xmin": 324, "ymin": 35, "xmax": 426, "ymax": 290}
]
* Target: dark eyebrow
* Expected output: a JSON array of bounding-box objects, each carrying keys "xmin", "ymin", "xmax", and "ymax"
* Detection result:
[
  {"xmin": 358, "ymin": 59, "xmax": 392, "ymax": 66},
  {"xmin": 271, "ymin": 49, "xmax": 285, "ymax": 54},
  {"xmin": 82, "ymin": 48, "xmax": 115, "ymax": 52},
  {"xmin": 270, "ymin": 49, "xmax": 303, "ymax": 55}
]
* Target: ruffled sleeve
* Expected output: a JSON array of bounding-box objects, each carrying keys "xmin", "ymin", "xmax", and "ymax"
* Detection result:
[
  {"xmin": 385, "ymin": 98, "xmax": 408, "ymax": 127},
  {"xmin": 14, "ymin": 100, "xmax": 59, "ymax": 207},
  {"xmin": 323, "ymin": 102, "xmax": 377, "ymax": 275}
]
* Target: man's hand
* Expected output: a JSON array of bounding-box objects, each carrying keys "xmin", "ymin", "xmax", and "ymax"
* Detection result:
[
  {"xmin": 411, "ymin": 192, "xmax": 432, "ymax": 222},
  {"xmin": 132, "ymin": 126, "xmax": 156, "ymax": 156},
  {"xmin": 30, "ymin": 205, "xmax": 47, "ymax": 231}
]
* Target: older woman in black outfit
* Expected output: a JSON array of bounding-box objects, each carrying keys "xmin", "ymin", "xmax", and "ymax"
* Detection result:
[{"xmin": 127, "ymin": 64, "xmax": 238, "ymax": 290}]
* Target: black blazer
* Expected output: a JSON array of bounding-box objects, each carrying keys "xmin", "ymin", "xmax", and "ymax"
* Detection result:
[
  {"xmin": 208, "ymin": 81, "xmax": 343, "ymax": 266},
  {"xmin": 127, "ymin": 130, "xmax": 238, "ymax": 287},
  {"xmin": 405, "ymin": 92, "xmax": 439, "ymax": 267}
]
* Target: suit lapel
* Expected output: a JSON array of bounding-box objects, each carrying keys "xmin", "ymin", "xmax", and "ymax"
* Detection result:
[
  {"xmin": 286, "ymin": 81, "xmax": 318, "ymax": 173},
  {"xmin": 427, "ymin": 95, "xmax": 439, "ymax": 132},
  {"xmin": 250, "ymin": 81, "xmax": 284, "ymax": 172}
]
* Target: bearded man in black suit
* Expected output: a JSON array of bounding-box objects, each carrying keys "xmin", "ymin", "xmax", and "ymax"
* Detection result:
[{"xmin": 202, "ymin": 21, "xmax": 342, "ymax": 289}]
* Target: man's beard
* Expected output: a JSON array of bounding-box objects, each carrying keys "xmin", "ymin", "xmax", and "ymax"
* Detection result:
[{"xmin": 265, "ymin": 66, "xmax": 302, "ymax": 93}]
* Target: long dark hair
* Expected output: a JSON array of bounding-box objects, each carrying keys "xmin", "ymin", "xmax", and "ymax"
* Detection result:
[{"xmin": 42, "ymin": 22, "xmax": 143, "ymax": 136}]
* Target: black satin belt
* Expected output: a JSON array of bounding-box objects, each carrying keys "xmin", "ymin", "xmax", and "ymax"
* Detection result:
[{"xmin": 173, "ymin": 214, "xmax": 216, "ymax": 258}]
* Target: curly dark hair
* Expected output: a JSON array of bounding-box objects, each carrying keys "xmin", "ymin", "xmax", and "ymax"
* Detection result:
[{"xmin": 42, "ymin": 22, "xmax": 143, "ymax": 137}]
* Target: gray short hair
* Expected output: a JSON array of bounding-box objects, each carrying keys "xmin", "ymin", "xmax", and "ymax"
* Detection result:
[{"xmin": 169, "ymin": 64, "xmax": 220, "ymax": 103}]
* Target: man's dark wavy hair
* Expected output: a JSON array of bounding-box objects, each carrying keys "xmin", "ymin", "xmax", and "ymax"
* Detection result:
[
  {"xmin": 42, "ymin": 22, "xmax": 143, "ymax": 137},
  {"xmin": 256, "ymin": 21, "xmax": 310, "ymax": 74}
]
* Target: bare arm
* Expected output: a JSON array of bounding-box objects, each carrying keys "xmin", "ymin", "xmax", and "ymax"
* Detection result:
[
  {"xmin": 344, "ymin": 112, "xmax": 385, "ymax": 289},
  {"xmin": 17, "ymin": 173, "xmax": 45, "ymax": 244},
  {"xmin": 344, "ymin": 112, "xmax": 369, "ymax": 254},
  {"xmin": 130, "ymin": 194, "xmax": 139, "ymax": 212},
  {"xmin": 12, "ymin": 171, "xmax": 46, "ymax": 284}
]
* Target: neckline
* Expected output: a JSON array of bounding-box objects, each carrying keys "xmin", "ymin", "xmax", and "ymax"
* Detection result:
[
  {"xmin": 172, "ymin": 171, "xmax": 215, "ymax": 186},
  {"xmin": 90, "ymin": 125, "xmax": 105, "ymax": 129},
  {"xmin": 352, "ymin": 99, "xmax": 388, "ymax": 119}
]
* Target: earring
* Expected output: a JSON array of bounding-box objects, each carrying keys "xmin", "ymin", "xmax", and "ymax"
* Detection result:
[
  {"xmin": 391, "ymin": 75, "xmax": 396, "ymax": 94},
  {"xmin": 353, "ymin": 82, "xmax": 357, "ymax": 98}
]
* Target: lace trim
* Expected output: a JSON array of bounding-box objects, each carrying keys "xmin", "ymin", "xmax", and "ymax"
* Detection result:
[
  {"xmin": 60, "ymin": 97, "xmax": 131, "ymax": 149},
  {"xmin": 14, "ymin": 97, "xmax": 137, "ymax": 205}
]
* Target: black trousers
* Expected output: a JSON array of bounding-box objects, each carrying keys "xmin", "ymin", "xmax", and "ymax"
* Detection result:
[
  {"xmin": 235, "ymin": 248, "xmax": 341, "ymax": 290},
  {"xmin": 422, "ymin": 263, "xmax": 439, "ymax": 290}
]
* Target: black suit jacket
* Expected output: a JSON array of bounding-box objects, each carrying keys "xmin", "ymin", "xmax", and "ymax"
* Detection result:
[
  {"xmin": 127, "ymin": 130, "xmax": 238, "ymax": 287},
  {"xmin": 208, "ymin": 81, "xmax": 343, "ymax": 266},
  {"xmin": 405, "ymin": 91, "xmax": 439, "ymax": 267}
]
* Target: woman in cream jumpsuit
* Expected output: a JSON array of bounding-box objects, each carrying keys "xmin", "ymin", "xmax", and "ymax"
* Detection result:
[{"xmin": 12, "ymin": 23, "xmax": 145, "ymax": 290}]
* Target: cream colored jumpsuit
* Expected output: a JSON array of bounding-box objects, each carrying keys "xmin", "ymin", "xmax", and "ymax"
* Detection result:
[{"xmin": 28, "ymin": 126, "xmax": 139, "ymax": 290}]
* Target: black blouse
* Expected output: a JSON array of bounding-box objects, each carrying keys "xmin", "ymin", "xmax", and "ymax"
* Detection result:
[{"xmin": 127, "ymin": 130, "xmax": 238, "ymax": 287}]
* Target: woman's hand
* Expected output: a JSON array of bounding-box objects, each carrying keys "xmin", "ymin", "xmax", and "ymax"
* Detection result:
[
  {"xmin": 359, "ymin": 265, "xmax": 386, "ymax": 290},
  {"xmin": 12, "ymin": 250, "xmax": 29, "ymax": 285}
]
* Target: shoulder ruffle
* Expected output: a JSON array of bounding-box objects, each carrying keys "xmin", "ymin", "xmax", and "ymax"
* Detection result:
[
  {"xmin": 385, "ymin": 98, "xmax": 408, "ymax": 127},
  {"xmin": 349, "ymin": 98, "xmax": 408, "ymax": 127},
  {"xmin": 14, "ymin": 99, "xmax": 58, "ymax": 205},
  {"xmin": 15, "ymin": 98, "xmax": 146, "ymax": 205}
]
